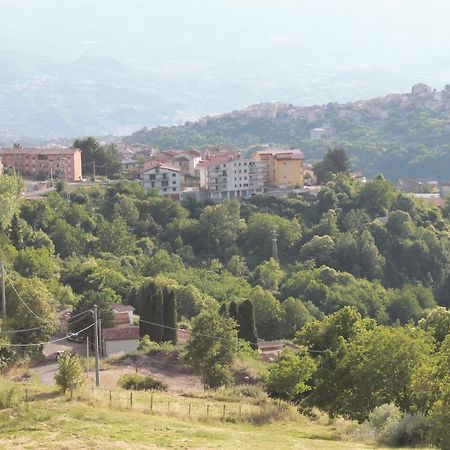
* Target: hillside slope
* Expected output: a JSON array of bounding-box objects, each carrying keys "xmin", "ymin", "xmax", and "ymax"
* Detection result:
[{"xmin": 126, "ymin": 86, "xmax": 450, "ymax": 180}]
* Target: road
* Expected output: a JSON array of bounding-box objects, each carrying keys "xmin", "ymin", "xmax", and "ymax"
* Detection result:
[{"xmin": 32, "ymin": 335, "xmax": 86, "ymax": 385}]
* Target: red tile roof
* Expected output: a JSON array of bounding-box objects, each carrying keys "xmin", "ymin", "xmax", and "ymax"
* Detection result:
[
  {"xmin": 114, "ymin": 311, "xmax": 132, "ymax": 325},
  {"xmin": 103, "ymin": 326, "xmax": 139, "ymax": 341}
]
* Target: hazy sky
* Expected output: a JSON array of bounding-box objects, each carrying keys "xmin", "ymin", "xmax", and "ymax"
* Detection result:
[
  {"xmin": 1, "ymin": 0, "xmax": 450, "ymax": 66},
  {"xmin": 2, "ymin": 0, "xmax": 450, "ymax": 137}
]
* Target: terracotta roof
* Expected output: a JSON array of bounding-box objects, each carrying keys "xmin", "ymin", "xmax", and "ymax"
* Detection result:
[
  {"xmin": 0, "ymin": 147, "xmax": 81, "ymax": 155},
  {"xmin": 111, "ymin": 304, "xmax": 135, "ymax": 313},
  {"xmin": 114, "ymin": 311, "xmax": 132, "ymax": 325},
  {"xmin": 103, "ymin": 326, "xmax": 139, "ymax": 341}
]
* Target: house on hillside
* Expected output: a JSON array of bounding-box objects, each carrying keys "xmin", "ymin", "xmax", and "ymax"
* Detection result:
[
  {"xmin": 139, "ymin": 162, "xmax": 181, "ymax": 200},
  {"xmin": 103, "ymin": 326, "xmax": 140, "ymax": 357}
]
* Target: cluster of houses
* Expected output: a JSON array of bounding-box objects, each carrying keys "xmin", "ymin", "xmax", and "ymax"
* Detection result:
[{"xmin": 135, "ymin": 146, "xmax": 308, "ymax": 202}]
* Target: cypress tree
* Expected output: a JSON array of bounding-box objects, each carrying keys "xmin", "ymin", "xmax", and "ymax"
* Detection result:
[
  {"xmin": 139, "ymin": 280, "xmax": 155, "ymax": 338},
  {"xmin": 219, "ymin": 303, "xmax": 228, "ymax": 318},
  {"xmin": 150, "ymin": 285, "xmax": 164, "ymax": 343},
  {"xmin": 139, "ymin": 279, "xmax": 164, "ymax": 342},
  {"xmin": 237, "ymin": 300, "xmax": 258, "ymax": 349},
  {"xmin": 163, "ymin": 286, "xmax": 178, "ymax": 344},
  {"xmin": 228, "ymin": 300, "xmax": 238, "ymax": 322}
]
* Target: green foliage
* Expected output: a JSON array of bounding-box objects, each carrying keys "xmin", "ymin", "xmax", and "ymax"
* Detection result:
[
  {"xmin": 253, "ymin": 258, "xmax": 285, "ymax": 292},
  {"xmin": 313, "ymin": 148, "xmax": 350, "ymax": 184},
  {"xmin": 250, "ymin": 286, "xmax": 283, "ymax": 340},
  {"xmin": 237, "ymin": 300, "xmax": 258, "ymax": 348},
  {"xmin": 119, "ymin": 373, "xmax": 168, "ymax": 391},
  {"xmin": 162, "ymin": 286, "xmax": 177, "ymax": 344},
  {"xmin": 14, "ymin": 247, "xmax": 60, "ymax": 280},
  {"xmin": 138, "ymin": 279, "xmax": 164, "ymax": 342},
  {"xmin": 185, "ymin": 312, "xmax": 238, "ymax": 388},
  {"xmin": 0, "ymin": 175, "xmax": 24, "ymax": 231},
  {"xmin": 264, "ymin": 348, "xmax": 316, "ymax": 400},
  {"xmin": 69, "ymin": 290, "xmax": 116, "ymax": 340},
  {"xmin": 55, "ymin": 352, "xmax": 84, "ymax": 395}
]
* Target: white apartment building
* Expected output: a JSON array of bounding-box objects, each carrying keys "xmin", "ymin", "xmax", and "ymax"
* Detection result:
[
  {"xmin": 140, "ymin": 163, "xmax": 181, "ymax": 200},
  {"xmin": 199, "ymin": 156, "xmax": 266, "ymax": 200}
]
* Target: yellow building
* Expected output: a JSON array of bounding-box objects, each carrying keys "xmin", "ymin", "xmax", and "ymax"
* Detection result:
[{"xmin": 252, "ymin": 148, "xmax": 304, "ymax": 188}]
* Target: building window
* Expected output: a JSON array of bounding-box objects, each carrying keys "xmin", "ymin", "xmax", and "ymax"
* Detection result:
[
  {"xmin": 38, "ymin": 155, "xmax": 48, "ymax": 160},
  {"xmin": 149, "ymin": 174, "xmax": 156, "ymax": 180},
  {"xmin": 151, "ymin": 182, "xmax": 155, "ymax": 187},
  {"xmin": 172, "ymin": 173, "xmax": 176, "ymax": 177},
  {"xmin": 172, "ymin": 188, "xmax": 176, "ymax": 192},
  {"xmin": 172, "ymin": 180, "xmax": 176, "ymax": 185}
]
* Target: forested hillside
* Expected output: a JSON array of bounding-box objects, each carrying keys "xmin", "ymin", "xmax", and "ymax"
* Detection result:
[
  {"xmin": 127, "ymin": 86, "xmax": 450, "ymax": 180},
  {"xmin": 2, "ymin": 166, "xmax": 450, "ymax": 446}
]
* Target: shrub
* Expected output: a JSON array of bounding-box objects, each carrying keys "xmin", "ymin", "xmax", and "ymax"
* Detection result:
[
  {"xmin": 383, "ymin": 413, "xmax": 430, "ymax": 447},
  {"xmin": 118, "ymin": 373, "xmax": 168, "ymax": 391},
  {"xmin": 357, "ymin": 405, "xmax": 429, "ymax": 447},
  {"xmin": 137, "ymin": 336, "xmax": 176, "ymax": 356}
]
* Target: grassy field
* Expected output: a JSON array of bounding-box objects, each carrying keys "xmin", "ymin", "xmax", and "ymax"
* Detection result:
[{"xmin": 0, "ymin": 380, "xmax": 419, "ymax": 449}]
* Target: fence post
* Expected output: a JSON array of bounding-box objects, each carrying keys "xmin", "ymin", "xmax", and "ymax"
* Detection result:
[
  {"xmin": 206, "ymin": 404, "xmax": 210, "ymax": 417},
  {"xmin": 109, "ymin": 390, "xmax": 112, "ymax": 404},
  {"xmin": 239, "ymin": 404, "xmax": 242, "ymax": 419},
  {"xmin": 130, "ymin": 392, "xmax": 133, "ymax": 408},
  {"xmin": 222, "ymin": 404, "xmax": 226, "ymax": 420},
  {"xmin": 188, "ymin": 403, "xmax": 191, "ymax": 417},
  {"xmin": 150, "ymin": 394, "xmax": 153, "ymax": 412}
]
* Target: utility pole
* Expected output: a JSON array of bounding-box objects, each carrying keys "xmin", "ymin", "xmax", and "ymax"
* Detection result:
[
  {"xmin": 92, "ymin": 162, "xmax": 96, "ymax": 182},
  {"xmin": 94, "ymin": 305, "xmax": 100, "ymax": 387},
  {"xmin": 1, "ymin": 261, "xmax": 6, "ymax": 324},
  {"xmin": 98, "ymin": 319, "xmax": 103, "ymax": 357},
  {"xmin": 272, "ymin": 228, "xmax": 279, "ymax": 261},
  {"xmin": 86, "ymin": 336, "xmax": 90, "ymax": 377}
]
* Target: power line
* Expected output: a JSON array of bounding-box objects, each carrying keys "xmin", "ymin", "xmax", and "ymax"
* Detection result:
[
  {"xmin": 6, "ymin": 272, "xmax": 48, "ymax": 323},
  {"xmin": 0, "ymin": 323, "xmax": 95, "ymax": 347},
  {"xmin": 0, "ymin": 326, "xmax": 45, "ymax": 334},
  {"xmin": 138, "ymin": 318, "xmax": 325, "ymax": 353}
]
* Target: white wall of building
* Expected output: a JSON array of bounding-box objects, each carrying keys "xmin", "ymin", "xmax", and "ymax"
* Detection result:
[
  {"xmin": 141, "ymin": 166, "xmax": 181, "ymax": 196},
  {"xmin": 105, "ymin": 339, "xmax": 139, "ymax": 357}
]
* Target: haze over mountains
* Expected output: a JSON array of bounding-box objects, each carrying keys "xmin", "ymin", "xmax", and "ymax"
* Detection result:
[{"xmin": 1, "ymin": 0, "xmax": 450, "ymax": 142}]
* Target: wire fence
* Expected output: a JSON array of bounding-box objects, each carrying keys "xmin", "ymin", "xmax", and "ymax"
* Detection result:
[{"xmin": 8, "ymin": 384, "xmax": 287, "ymax": 423}]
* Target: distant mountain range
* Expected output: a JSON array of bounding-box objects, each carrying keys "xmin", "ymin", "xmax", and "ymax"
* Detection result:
[{"xmin": 126, "ymin": 85, "xmax": 450, "ymax": 181}]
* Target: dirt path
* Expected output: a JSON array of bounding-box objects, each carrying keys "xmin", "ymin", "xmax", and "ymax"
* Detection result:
[{"xmin": 102, "ymin": 352, "xmax": 204, "ymax": 393}]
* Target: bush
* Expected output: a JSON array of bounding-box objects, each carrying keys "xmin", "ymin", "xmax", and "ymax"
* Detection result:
[
  {"xmin": 118, "ymin": 373, "xmax": 168, "ymax": 391},
  {"xmin": 357, "ymin": 405, "xmax": 429, "ymax": 447},
  {"xmin": 137, "ymin": 335, "xmax": 176, "ymax": 355},
  {"xmin": 384, "ymin": 413, "xmax": 430, "ymax": 447}
]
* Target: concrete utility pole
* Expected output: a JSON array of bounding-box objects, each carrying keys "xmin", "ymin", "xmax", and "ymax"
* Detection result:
[
  {"xmin": 86, "ymin": 336, "xmax": 90, "ymax": 377},
  {"xmin": 1, "ymin": 261, "xmax": 6, "ymax": 323},
  {"xmin": 98, "ymin": 319, "xmax": 103, "ymax": 357},
  {"xmin": 94, "ymin": 305, "xmax": 100, "ymax": 387},
  {"xmin": 92, "ymin": 162, "xmax": 96, "ymax": 182}
]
